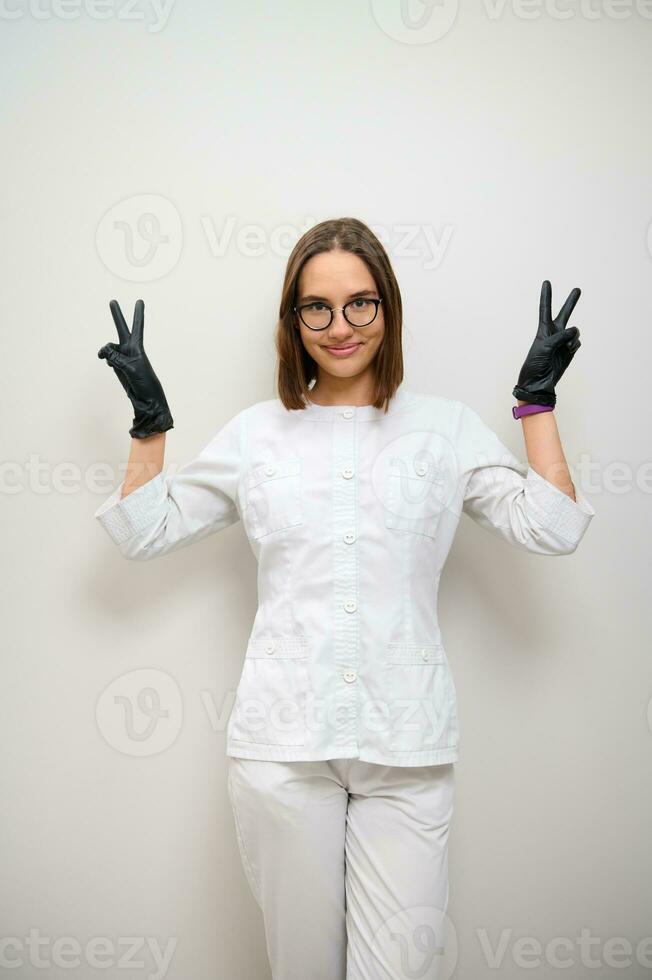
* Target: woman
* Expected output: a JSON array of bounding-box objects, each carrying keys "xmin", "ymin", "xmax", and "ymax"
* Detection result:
[{"xmin": 95, "ymin": 217, "xmax": 595, "ymax": 979}]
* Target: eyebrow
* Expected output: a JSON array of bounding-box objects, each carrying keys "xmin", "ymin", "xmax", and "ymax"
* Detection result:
[{"xmin": 298, "ymin": 289, "xmax": 379, "ymax": 303}]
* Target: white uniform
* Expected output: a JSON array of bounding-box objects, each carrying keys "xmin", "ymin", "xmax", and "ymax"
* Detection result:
[
  {"xmin": 226, "ymin": 755, "xmax": 455, "ymax": 979},
  {"xmin": 94, "ymin": 384, "xmax": 595, "ymax": 767},
  {"xmin": 94, "ymin": 385, "xmax": 595, "ymax": 977}
]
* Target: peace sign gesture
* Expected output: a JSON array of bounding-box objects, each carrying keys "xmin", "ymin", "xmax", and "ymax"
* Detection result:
[
  {"xmin": 512, "ymin": 280, "xmax": 582, "ymax": 408},
  {"xmin": 98, "ymin": 299, "xmax": 174, "ymax": 439}
]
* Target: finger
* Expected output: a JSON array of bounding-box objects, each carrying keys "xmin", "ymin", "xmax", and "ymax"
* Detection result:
[
  {"xmin": 550, "ymin": 326, "xmax": 580, "ymax": 349},
  {"xmin": 555, "ymin": 287, "xmax": 581, "ymax": 328},
  {"xmin": 109, "ymin": 300, "xmax": 131, "ymax": 344},
  {"xmin": 539, "ymin": 280, "xmax": 552, "ymax": 323},
  {"xmin": 132, "ymin": 299, "xmax": 145, "ymax": 346},
  {"xmin": 98, "ymin": 342, "xmax": 119, "ymax": 360},
  {"xmin": 98, "ymin": 343, "xmax": 127, "ymax": 368}
]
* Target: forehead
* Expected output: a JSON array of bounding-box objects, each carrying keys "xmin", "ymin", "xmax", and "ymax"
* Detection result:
[{"xmin": 297, "ymin": 250, "xmax": 376, "ymax": 297}]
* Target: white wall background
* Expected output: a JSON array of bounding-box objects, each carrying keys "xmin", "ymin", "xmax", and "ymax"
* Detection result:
[{"xmin": 1, "ymin": 1, "xmax": 651, "ymax": 977}]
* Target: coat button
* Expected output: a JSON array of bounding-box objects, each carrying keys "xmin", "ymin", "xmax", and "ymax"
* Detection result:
[
  {"xmin": 344, "ymin": 598, "xmax": 357, "ymax": 613},
  {"xmin": 343, "ymin": 531, "xmax": 355, "ymax": 544},
  {"xmin": 415, "ymin": 462, "xmax": 428, "ymax": 477},
  {"xmin": 421, "ymin": 649, "xmax": 430, "ymax": 661},
  {"xmin": 265, "ymin": 643, "xmax": 275, "ymax": 655},
  {"xmin": 342, "ymin": 467, "xmax": 354, "ymax": 479},
  {"xmin": 343, "ymin": 669, "xmax": 357, "ymax": 682},
  {"xmin": 264, "ymin": 464, "xmax": 276, "ymax": 477},
  {"xmin": 341, "ymin": 409, "xmax": 354, "ymax": 419}
]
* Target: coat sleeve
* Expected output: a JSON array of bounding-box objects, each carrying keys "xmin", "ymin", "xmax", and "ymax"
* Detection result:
[
  {"xmin": 456, "ymin": 401, "xmax": 595, "ymax": 556},
  {"xmin": 93, "ymin": 408, "xmax": 246, "ymax": 561}
]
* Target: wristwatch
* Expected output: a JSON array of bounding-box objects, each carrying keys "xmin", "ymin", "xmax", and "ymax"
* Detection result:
[{"xmin": 512, "ymin": 403, "xmax": 555, "ymax": 420}]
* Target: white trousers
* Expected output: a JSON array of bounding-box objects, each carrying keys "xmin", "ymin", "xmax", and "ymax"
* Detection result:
[{"xmin": 226, "ymin": 756, "xmax": 455, "ymax": 980}]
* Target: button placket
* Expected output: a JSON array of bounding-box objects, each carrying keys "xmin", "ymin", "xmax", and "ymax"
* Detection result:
[{"xmin": 332, "ymin": 410, "xmax": 359, "ymax": 749}]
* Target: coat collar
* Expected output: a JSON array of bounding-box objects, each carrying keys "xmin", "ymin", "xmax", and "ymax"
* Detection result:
[{"xmin": 291, "ymin": 384, "xmax": 416, "ymax": 422}]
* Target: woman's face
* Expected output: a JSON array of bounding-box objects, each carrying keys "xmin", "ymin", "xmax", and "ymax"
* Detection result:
[{"xmin": 294, "ymin": 249, "xmax": 385, "ymax": 384}]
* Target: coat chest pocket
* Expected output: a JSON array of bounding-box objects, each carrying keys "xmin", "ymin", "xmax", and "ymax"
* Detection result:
[
  {"xmin": 383, "ymin": 643, "xmax": 455, "ymax": 751},
  {"xmin": 246, "ymin": 456, "xmax": 303, "ymax": 540},
  {"xmin": 230, "ymin": 635, "xmax": 310, "ymax": 746},
  {"xmin": 384, "ymin": 455, "xmax": 446, "ymax": 539}
]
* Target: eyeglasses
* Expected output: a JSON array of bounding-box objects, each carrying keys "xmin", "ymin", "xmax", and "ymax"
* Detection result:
[{"xmin": 293, "ymin": 297, "xmax": 383, "ymax": 331}]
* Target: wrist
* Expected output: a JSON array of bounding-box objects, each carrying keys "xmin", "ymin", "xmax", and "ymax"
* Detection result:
[
  {"xmin": 512, "ymin": 401, "xmax": 555, "ymax": 420},
  {"xmin": 130, "ymin": 409, "xmax": 174, "ymax": 439},
  {"xmin": 512, "ymin": 385, "xmax": 556, "ymax": 408}
]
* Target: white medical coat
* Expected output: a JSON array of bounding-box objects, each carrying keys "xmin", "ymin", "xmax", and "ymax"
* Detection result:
[{"xmin": 94, "ymin": 386, "xmax": 596, "ymax": 766}]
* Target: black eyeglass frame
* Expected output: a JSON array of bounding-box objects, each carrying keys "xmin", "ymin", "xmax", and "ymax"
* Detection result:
[{"xmin": 293, "ymin": 297, "xmax": 383, "ymax": 331}]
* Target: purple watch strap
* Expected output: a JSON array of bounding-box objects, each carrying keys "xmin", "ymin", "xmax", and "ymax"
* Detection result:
[{"xmin": 512, "ymin": 403, "xmax": 555, "ymax": 419}]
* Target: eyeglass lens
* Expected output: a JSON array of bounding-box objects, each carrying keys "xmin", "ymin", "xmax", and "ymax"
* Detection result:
[{"xmin": 299, "ymin": 299, "xmax": 379, "ymax": 330}]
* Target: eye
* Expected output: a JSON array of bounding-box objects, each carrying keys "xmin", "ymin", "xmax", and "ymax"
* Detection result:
[
  {"xmin": 347, "ymin": 299, "xmax": 376, "ymax": 313},
  {"xmin": 305, "ymin": 303, "xmax": 328, "ymax": 312}
]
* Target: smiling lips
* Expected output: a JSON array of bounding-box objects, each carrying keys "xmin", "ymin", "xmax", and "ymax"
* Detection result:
[{"xmin": 323, "ymin": 343, "xmax": 362, "ymax": 358}]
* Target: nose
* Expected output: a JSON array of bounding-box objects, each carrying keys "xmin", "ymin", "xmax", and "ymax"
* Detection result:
[{"xmin": 327, "ymin": 308, "xmax": 356, "ymax": 338}]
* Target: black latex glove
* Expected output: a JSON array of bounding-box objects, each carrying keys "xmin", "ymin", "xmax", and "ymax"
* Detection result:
[
  {"xmin": 512, "ymin": 280, "xmax": 582, "ymax": 408},
  {"xmin": 97, "ymin": 299, "xmax": 174, "ymax": 439}
]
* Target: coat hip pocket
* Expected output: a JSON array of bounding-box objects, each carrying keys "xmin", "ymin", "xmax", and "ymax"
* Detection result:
[
  {"xmin": 230, "ymin": 635, "xmax": 310, "ymax": 746},
  {"xmin": 383, "ymin": 642, "xmax": 456, "ymax": 752}
]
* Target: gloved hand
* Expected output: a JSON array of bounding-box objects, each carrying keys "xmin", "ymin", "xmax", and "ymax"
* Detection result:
[
  {"xmin": 98, "ymin": 299, "xmax": 174, "ymax": 439},
  {"xmin": 512, "ymin": 280, "xmax": 582, "ymax": 408}
]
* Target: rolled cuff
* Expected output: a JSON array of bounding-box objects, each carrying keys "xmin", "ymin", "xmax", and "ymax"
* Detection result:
[
  {"xmin": 94, "ymin": 472, "xmax": 167, "ymax": 545},
  {"xmin": 524, "ymin": 466, "xmax": 596, "ymax": 546}
]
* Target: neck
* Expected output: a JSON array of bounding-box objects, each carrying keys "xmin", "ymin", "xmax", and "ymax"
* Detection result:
[{"xmin": 309, "ymin": 370, "xmax": 377, "ymax": 407}]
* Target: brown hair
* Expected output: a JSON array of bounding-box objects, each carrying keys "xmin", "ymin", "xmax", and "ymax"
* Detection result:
[{"xmin": 275, "ymin": 217, "xmax": 403, "ymax": 413}]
